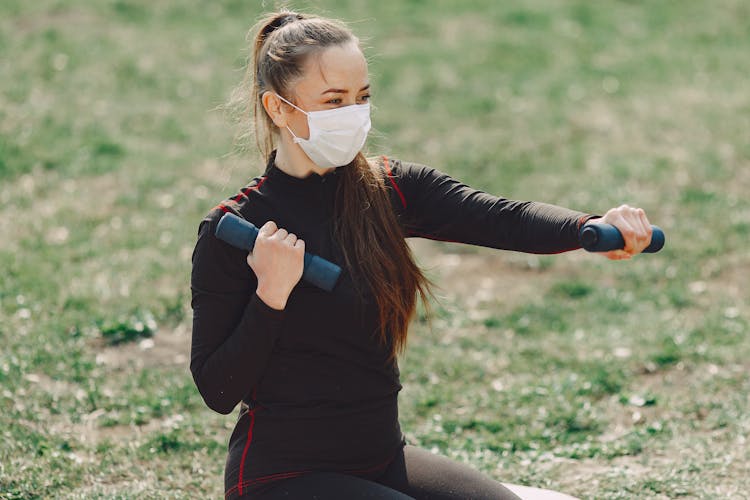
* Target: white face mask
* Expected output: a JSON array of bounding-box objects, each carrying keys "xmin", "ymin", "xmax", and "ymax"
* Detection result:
[{"xmin": 275, "ymin": 93, "xmax": 371, "ymax": 168}]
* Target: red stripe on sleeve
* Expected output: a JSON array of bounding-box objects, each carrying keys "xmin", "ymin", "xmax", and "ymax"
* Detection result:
[
  {"xmin": 246, "ymin": 176, "xmax": 267, "ymax": 196},
  {"xmin": 214, "ymin": 177, "xmax": 268, "ymax": 215},
  {"xmin": 382, "ymin": 156, "xmax": 407, "ymax": 209}
]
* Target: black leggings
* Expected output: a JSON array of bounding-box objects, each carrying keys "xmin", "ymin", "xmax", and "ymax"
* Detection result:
[{"xmin": 248, "ymin": 445, "xmax": 521, "ymax": 499}]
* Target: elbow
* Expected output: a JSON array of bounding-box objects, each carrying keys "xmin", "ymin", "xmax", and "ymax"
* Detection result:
[
  {"xmin": 203, "ymin": 395, "xmax": 237, "ymax": 415},
  {"xmin": 190, "ymin": 364, "xmax": 238, "ymax": 415},
  {"xmin": 196, "ymin": 381, "xmax": 237, "ymax": 415}
]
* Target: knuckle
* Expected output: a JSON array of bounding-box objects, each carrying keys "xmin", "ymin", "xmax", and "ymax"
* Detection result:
[{"xmin": 260, "ymin": 221, "xmax": 276, "ymax": 235}]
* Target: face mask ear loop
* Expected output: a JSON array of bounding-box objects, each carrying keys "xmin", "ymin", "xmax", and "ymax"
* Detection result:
[
  {"xmin": 275, "ymin": 93, "xmax": 308, "ymax": 116},
  {"xmin": 285, "ymin": 125, "xmax": 303, "ymax": 143},
  {"xmin": 275, "ymin": 93, "xmax": 307, "ymax": 142}
]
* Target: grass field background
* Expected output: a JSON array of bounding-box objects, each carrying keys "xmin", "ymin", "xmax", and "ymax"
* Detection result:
[{"xmin": 1, "ymin": 1, "xmax": 749, "ymax": 498}]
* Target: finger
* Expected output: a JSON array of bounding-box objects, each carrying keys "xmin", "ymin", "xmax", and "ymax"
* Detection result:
[
  {"xmin": 622, "ymin": 207, "xmax": 647, "ymax": 251},
  {"xmin": 273, "ymin": 228, "xmax": 288, "ymax": 240},
  {"xmin": 603, "ymin": 249, "xmax": 631, "ymax": 260},
  {"xmin": 609, "ymin": 213, "xmax": 638, "ymax": 254},
  {"xmin": 637, "ymin": 207, "xmax": 651, "ymax": 228},
  {"xmin": 631, "ymin": 209, "xmax": 650, "ymax": 251},
  {"xmin": 258, "ymin": 220, "xmax": 277, "ymax": 236},
  {"xmin": 626, "ymin": 208, "xmax": 647, "ymax": 250},
  {"xmin": 636, "ymin": 208, "xmax": 653, "ymax": 245},
  {"xmin": 285, "ymin": 232, "xmax": 297, "ymax": 244},
  {"xmin": 294, "ymin": 238, "xmax": 305, "ymax": 251},
  {"xmin": 601, "ymin": 205, "xmax": 626, "ymax": 226},
  {"xmin": 613, "ymin": 204, "xmax": 632, "ymax": 221}
]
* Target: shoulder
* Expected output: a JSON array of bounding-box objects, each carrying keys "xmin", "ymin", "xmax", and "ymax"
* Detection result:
[
  {"xmin": 212, "ymin": 175, "xmax": 270, "ymax": 220},
  {"xmin": 368, "ymin": 155, "xmax": 446, "ymax": 183},
  {"xmin": 193, "ymin": 174, "xmax": 272, "ymax": 259},
  {"xmin": 368, "ymin": 155, "xmax": 448, "ymax": 201},
  {"xmin": 368, "ymin": 155, "xmax": 419, "ymax": 176},
  {"xmin": 198, "ymin": 175, "xmax": 271, "ymax": 232},
  {"xmin": 368, "ymin": 155, "xmax": 440, "ymax": 212},
  {"xmin": 192, "ymin": 204, "xmax": 257, "ymax": 289}
]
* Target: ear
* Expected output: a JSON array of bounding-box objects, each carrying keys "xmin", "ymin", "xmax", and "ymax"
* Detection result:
[{"xmin": 261, "ymin": 91, "xmax": 289, "ymax": 128}]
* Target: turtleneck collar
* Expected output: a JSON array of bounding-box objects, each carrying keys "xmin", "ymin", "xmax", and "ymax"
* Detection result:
[{"xmin": 263, "ymin": 150, "xmax": 340, "ymax": 187}]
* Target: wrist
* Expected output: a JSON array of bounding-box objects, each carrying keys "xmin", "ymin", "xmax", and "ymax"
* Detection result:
[
  {"xmin": 583, "ymin": 215, "xmax": 602, "ymax": 226},
  {"xmin": 255, "ymin": 284, "xmax": 288, "ymax": 311}
]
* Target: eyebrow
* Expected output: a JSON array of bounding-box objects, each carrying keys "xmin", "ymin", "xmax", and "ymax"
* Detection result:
[{"xmin": 321, "ymin": 84, "xmax": 370, "ymax": 95}]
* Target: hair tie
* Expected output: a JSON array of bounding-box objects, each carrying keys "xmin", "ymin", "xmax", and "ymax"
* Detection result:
[{"xmin": 261, "ymin": 12, "xmax": 303, "ymax": 41}]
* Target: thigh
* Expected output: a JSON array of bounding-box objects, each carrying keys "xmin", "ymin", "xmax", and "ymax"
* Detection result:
[
  {"xmin": 251, "ymin": 471, "xmax": 415, "ymax": 500},
  {"xmin": 375, "ymin": 445, "xmax": 521, "ymax": 500}
]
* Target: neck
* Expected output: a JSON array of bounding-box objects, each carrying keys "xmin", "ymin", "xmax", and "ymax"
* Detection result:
[{"xmin": 274, "ymin": 133, "xmax": 335, "ymax": 179}]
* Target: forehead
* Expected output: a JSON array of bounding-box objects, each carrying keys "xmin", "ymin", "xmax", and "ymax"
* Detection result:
[{"xmin": 294, "ymin": 42, "xmax": 368, "ymax": 96}]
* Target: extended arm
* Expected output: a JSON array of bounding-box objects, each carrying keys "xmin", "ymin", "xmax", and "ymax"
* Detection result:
[{"xmin": 385, "ymin": 158, "xmax": 595, "ymax": 253}]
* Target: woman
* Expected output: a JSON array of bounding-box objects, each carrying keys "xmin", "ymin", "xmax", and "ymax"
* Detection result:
[{"xmin": 190, "ymin": 10, "xmax": 653, "ymax": 500}]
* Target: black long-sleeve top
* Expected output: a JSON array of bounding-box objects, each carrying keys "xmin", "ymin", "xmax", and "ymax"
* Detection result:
[{"xmin": 190, "ymin": 153, "xmax": 594, "ymax": 497}]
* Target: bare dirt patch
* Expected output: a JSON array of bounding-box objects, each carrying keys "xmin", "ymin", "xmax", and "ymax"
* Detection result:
[
  {"xmin": 93, "ymin": 322, "xmax": 191, "ymax": 372},
  {"xmin": 19, "ymin": 370, "xmax": 187, "ymax": 448}
]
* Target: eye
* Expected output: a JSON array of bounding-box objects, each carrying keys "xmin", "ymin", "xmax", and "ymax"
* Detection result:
[
  {"xmin": 358, "ymin": 94, "xmax": 371, "ymax": 103},
  {"xmin": 326, "ymin": 98, "xmax": 343, "ymax": 105}
]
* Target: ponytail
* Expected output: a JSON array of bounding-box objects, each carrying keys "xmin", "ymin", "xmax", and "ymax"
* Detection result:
[{"xmin": 250, "ymin": 11, "xmax": 305, "ymax": 156}]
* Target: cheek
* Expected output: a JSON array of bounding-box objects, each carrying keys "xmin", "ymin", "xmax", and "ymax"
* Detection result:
[{"xmin": 288, "ymin": 112, "xmax": 310, "ymax": 140}]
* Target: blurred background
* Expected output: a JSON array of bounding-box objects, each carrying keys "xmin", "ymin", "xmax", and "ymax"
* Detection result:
[{"xmin": 1, "ymin": 1, "xmax": 748, "ymax": 498}]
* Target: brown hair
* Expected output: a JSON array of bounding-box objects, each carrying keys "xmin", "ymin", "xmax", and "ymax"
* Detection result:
[{"xmin": 229, "ymin": 10, "xmax": 434, "ymax": 361}]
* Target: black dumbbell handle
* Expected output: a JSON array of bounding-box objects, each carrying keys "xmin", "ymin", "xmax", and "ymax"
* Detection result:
[
  {"xmin": 580, "ymin": 224, "xmax": 665, "ymax": 253},
  {"xmin": 215, "ymin": 213, "xmax": 342, "ymax": 292}
]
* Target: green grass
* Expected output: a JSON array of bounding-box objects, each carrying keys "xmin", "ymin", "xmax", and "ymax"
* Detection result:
[{"xmin": 2, "ymin": 0, "xmax": 749, "ymax": 498}]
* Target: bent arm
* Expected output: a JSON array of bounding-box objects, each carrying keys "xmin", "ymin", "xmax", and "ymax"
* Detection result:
[
  {"xmin": 190, "ymin": 215, "xmax": 284, "ymax": 414},
  {"xmin": 386, "ymin": 159, "xmax": 596, "ymax": 253}
]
